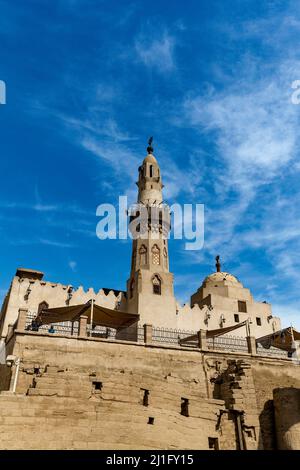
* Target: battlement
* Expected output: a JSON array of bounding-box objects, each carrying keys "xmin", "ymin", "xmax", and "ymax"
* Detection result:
[
  {"xmin": 0, "ymin": 270, "xmax": 126, "ymax": 340},
  {"xmin": 14, "ymin": 273, "xmax": 124, "ymax": 300},
  {"xmin": 15, "ymin": 268, "xmax": 44, "ymax": 280}
]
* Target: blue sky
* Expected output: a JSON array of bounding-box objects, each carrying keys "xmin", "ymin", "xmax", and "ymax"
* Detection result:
[{"xmin": 1, "ymin": 0, "xmax": 300, "ymax": 328}]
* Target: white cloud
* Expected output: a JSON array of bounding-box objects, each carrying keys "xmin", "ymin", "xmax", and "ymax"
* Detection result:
[
  {"xmin": 182, "ymin": 57, "xmax": 300, "ymax": 266},
  {"xmin": 184, "ymin": 65, "xmax": 300, "ymax": 194},
  {"xmin": 68, "ymin": 260, "xmax": 77, "ymax": 272},
  {"xmin": 272, "ymin": 303, "xmax": 300, "ymax": 330},
  {"xmin": 178, "ymin": 7, "xmax": 300, "ymax": 331},
  {"xmin": 38, "ymin": 238, "xmax": 74, "ymax": 248},
  {"xmin": 135, "ymin": 31, "xmax": 175, "ymax": 73},
  {"xmin": 33, "ymin": 203, "xmax": 58, "ymax": 212}
]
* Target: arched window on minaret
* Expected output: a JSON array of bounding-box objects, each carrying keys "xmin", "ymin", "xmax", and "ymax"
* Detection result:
[
  {"xmin": 149, "ymin": 165, "xmax": 153, "ymax": 177},
  {"xmin": 129, "ymin": 278, "xmax": 135, "ymax": 299},
  {"xmin": 139, "ymin": 244, "xmax": 147, "ymax": 266},
  {"xmin": 38, "ymin": 301, "xmax": 49, "ymax": 315},
  {"xmin": 163, "ymin": 247, "xmax": 168, "ymax": 268},
  {"xmin": 152, "ymin": 244, "xmax": 160, "ymax": 265},
  {"xmin": 152, "ymin": 275, "xmax": 161, "ymax": 295}
]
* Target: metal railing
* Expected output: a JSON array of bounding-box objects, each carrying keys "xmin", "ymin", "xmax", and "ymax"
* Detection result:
[
  {"xmin": 151, "ymin": 327, "xmax": 197, "ymax": 345},
  {"xmin": 25, "ymin": 311, "xmax": 78, "ymax": 336},
  {"xmin": 86, "ymin": 325, "xmax": 117, "ymax": 339},
  {"xmin": 207, "ymin": 335, "xmax": 249, "ymax": 353},
  {"xmin": 22, "ymin": 312, "xmax": 293, "ymax": 359},
  {"xmin": 138, "ymin": 326, "xmax": 145, "ymax": 342},
  {"xmin": 256, "ymin": 343, "xmax": 290, "ymax": 359}
]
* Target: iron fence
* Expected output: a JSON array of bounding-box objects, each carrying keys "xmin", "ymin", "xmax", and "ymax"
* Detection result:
[
  {"xmin": 152, "ymin": 327, "xmax": 197, "ymax": 345},
  {"xmin": 25, "ymin": 311, "xmax": 78, "ymax": 336},
  {"xmin": 22, "ymin": 312, "xmax": 294, "ymax": 360},
  {"xmin": 138, "ymin": 326, "xmax": 145, "ymax": 342},
  {"xmin": 86, "ymin": 324, "xmax": 117, "ymax": 339},
  {"xmin": 256, "ymin": 343, "xmax": 290, "ymax": 359},
  {"xmin": 207, "ymin": 335, "xmax": 248, "ymax": 353}
]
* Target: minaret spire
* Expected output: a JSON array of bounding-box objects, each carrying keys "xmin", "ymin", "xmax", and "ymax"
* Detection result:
[
  {"xmin": 125, "ymin": 139, "xmax": 175, "ymax": 320},
  {"xmin": 137, "ymin": 138, "xmax": 163, "ymax": 205},
  {"xmin": 147, "ymin": 136, "xmax": 154, "ymax": 154},
  {"xmin": 216, "ymin": 255, "xmax": 221, "ymax": 272}
]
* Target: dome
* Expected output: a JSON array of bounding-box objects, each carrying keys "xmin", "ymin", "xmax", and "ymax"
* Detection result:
[
  {"xmin": 203, "ymin": 271, "xmax": 240, "ymax": 285},
  {"xmin": 143, "ymin": 153, "xmax": 158, "ymax": 164}
]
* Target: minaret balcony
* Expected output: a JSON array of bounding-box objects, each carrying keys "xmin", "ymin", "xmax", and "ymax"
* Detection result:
[{"xmin": 144, "ymin": 176, "xmax": 160, "ymax": 183}]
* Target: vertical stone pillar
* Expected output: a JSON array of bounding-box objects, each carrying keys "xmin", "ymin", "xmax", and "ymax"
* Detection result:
[
  {"xmin": 274, "ymin": 388, "xmax": 300, "ymax": 450},
  {"xmin": 9, "ymin": 363, "xmax": 17, "ymax": 392},
  {"xmin": 79, "ymin": 315, "xmax": 88, "ymax": 337},
  {"xmin": 198, "ymin": 329, "xmax": 207, "ymax": 349},
  {"xmin": 7, "ymin": 324, "xmax": 14, "ymax": 338},
  {"xmin": 144, "ymin": 324, "xmax": 153, "ymax": 344},
  {"xmin": 246, "ymin": 336, "xmax": 257, "ymax": 355},
  {"xmin": 16, "ymin": 308, "xmax": 28, "ymax": 331}
]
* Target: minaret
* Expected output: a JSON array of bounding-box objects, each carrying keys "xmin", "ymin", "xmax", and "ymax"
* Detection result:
[{"xmin": 125, "ymin": 138, "xmax": 176, "ymax": 325}]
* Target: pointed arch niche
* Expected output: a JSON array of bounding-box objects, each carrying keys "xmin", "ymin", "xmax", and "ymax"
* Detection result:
[
  {"xmin": 152, "ymin": 275, "xmax": 162, "ymax": 295},
  {"xmin": 152, "ymin": 244, "xmax": 160, "ymax": 265},
  {"xmin": 139, "ymin": 244, "xmax": 147, "ymax": 266},
  {"xmin": 38, "ymin": 301, "xmax": 49, "ymax": 315}
]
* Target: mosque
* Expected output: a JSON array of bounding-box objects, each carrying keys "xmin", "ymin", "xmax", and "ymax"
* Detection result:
[
  {"xmin": 0, "ymin": 140, "xmax": 282, "ymax": 341},
  {"xmin": 0, "ymin": 140, "xmax": 299, "ymax": 450}
]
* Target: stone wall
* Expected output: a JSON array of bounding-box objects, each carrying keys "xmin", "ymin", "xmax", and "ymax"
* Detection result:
[
  {"xmin": 0, "ymin": 331, "xmax": 300, "ymax": 450},
  {"xmin": 0, "ymin": 332, "xmax": 233, "ymax": 450}
]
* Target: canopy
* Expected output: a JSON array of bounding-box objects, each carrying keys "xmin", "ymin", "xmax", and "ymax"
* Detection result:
[
  {"xmin": 256, "ymin": 327, "xmax": 300, "ymax": 352},
  {"xmin": 205, "ymin": 320, "xmax": 248, "ymax": 339},
  {"xmin": 180, "ymin": 320, "xmax": 248, "ymax": 344},
  {"xmin": 35, "ymin": 301, "xmax": 139, "ymax": 329}
]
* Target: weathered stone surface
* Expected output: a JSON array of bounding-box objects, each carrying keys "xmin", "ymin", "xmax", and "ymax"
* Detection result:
[{"xmin": 0, "ymin": 332, "xmax": 300, "ymax": 449}]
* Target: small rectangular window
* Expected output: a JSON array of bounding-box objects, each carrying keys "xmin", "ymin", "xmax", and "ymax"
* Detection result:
[
  {"xmin": 141, "ymin": 388, "xmax": 149, "ymax": 407},
  {"xmin": 256, "ymin": 317, "xmax": 262, "ymax": 326},
  {"xmin": 238, "ymin": 301, "xmax": 247, "ymax": 313},
  {"xmin": 92, "ymin": 381, "xmax": 102, "ymax": 390},
  {"xmin": 148, "ymin": 417, "xmax": 154, "ymax": 425},
  {"xmin": 234, "ymin": 314, "xmax": 239, "ymax": 323},
  {"xmin": 181, "ymin": 398, "xmax": 189, "ymax": 417},
  {"xmin": 208, "ymin": 437, "xmax": 219, "ymax": 450}
]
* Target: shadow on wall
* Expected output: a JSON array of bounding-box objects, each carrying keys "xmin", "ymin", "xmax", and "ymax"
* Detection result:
[
  {"xmin": 0, "ymin": 365, "xmax": 11, "ymax": 392},
  {"xmin": 273, "ymin": 387, "xmax": 300, "ymax": 450},
  {"xmin": 259, "ymin": 388, "xmax": 300, "ymax": 450},
  {"xmin": 259, "ymin": 400, "xmax": 276, "ymax": 450}
]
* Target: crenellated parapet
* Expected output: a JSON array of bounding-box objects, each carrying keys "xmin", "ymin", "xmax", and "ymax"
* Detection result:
[{"xmin": 0, "ymin": 269, "xmax": 125, "ymax": 340}]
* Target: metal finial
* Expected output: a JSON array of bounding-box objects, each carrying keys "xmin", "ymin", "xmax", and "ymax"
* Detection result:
[
  {"xmin": 215, "ymin": 255, "xmax": 221, "ymax": 272},
  {"xmin": 147, "ymin": 136, "xmax": 154, "ymax": 154}
]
